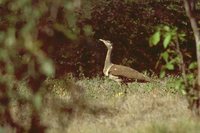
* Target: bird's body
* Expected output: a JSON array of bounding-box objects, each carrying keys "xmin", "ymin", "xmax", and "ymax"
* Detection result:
[
  {"xmin": 99, "ymin": 39, "xmax": 151, "ymax": 85},
  {"xmin": 108, "ymin": 64, "xmax": 151, "ymax": 83}
]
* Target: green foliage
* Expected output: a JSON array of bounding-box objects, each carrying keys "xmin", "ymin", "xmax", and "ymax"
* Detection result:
[
  {"xmin": 149, "ymin": 25, "xmax": 179, "ymax": 48},
  {"xmin": 149, "ymin": 31, "xmax": 161, "ymax": 46},
  {"xmin": 149, "ymin": 25, "xmax": 185, "ymax": 77},
  {"xmin": 0, "ymin": 0, "xmax": 87, "ymax": 132},
  {"xmin": 166, "ymin": 62, "xmax": 174, "ymax": 70},
  {"xmin": 163, "ymin": 32, "xmax": 172, "ymax": 48},
  {"xmin": 149, "ymin": 24, "xmax": 197, "ymax": 96},
  {"xmin": 33, "ymin": 93, "xmax": 43, "ymax": 111},
  {"xmin": 40, "ymin": 59, "xmax": 55, "ymax": 76},
  {"xmin": 87, "ymin": 0, "xmax": 195, "ymax": 76},
  {"xmin": 162, "ymin": 52, "xmax": 169, "ymax": 62},
  {"xmin": 83, "ymin": 25, "xmax": 94, "ymax": 36},
  {"xmin": 174, "ymin": 79, "xmax": 186, "ymax": 95},
  {"xmin": 159, "ymin": 71, "xmax": 166, "ymax": 78},
  {"xmin": 189, "ymin": 62, "xmax": 197, "ymax": 70}
]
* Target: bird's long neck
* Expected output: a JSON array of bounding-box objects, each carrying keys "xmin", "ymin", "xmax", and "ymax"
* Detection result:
[{"xmin": 103, "ymin": 47, "xmax": 113, "ymax": 76}]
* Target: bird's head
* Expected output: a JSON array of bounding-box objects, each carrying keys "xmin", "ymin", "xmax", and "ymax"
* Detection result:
[{"xmin": 99, "ymin": 39, "xmax": 113, "ymax": 49}]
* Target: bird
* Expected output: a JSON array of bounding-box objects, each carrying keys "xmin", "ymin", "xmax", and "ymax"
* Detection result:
[{"xmin": 99, "ymin": 39, "xmax": 151, "ymax": 88}]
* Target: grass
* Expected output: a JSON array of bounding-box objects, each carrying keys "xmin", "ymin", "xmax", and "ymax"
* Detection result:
[{"xmin": 6, "ymin": 75, "xmax": 200, "ymax": 133}]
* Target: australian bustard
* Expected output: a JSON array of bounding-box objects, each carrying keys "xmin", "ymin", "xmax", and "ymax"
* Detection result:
[{"xmin": 99, "ymin": 39, "xmax": 151, "ymax": 88}]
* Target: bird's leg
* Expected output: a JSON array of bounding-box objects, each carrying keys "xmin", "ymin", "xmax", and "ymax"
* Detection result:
[
  {"xmin": 124, "ymin": 86, "xmax": 127, "ymax": 94},
  {"xmin": 123, "ymin": 83, "xmax": 129, "ymax": 94},
  {"xmin": 120, "ymin": 83, "xmax": 129, "ymax": 102},
  {"xmin": 116, "ymin": 82, "xmax": 127, "ymax": 96}
]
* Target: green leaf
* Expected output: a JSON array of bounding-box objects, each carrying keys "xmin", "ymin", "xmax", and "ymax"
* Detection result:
[
  {"xmin": 162, "ymin": 52, "xmax": 169, "ymax": 63},
  {"xmin": 33, "ymin": 94, "xmax": 42, "ymax": 111},
  {"xmin": 174, "ymin": 80, "xmax": 182, "ymax": 90},
  {"xmin": 178, "ymin": 33, "xmax": 186, "ymax": 42},
  {"xmin": 181, "ymin": 89, "xmax": 187, "ymax": 95},
  {"xmin": 54, "ymin": 23, "xmax": 77, "ymax": 40},
  {"xmin": 160, "ymin": 70, "xmax": 166, "ymax": 78},
  {"xmin": 166, "ymin": 63, "xmax": 174, "ymax": 70},
  {"xmin": 189, "ymin": 62, "xmax": 197, "ymax": 70},
  {"xmin": 187, "ymin": 73, "xmax": 195, "ymax": 80},
  {"xmin": 169, "ymin": 56, "xmax": 180, "ymax": 64},
  {"xmin": 41, "ymin": 59, "xmax": 55, "ymax": 76},
  {"xmin": 149, "ymin": 31, "xmax": 161, "ymax": 46},
  {"xmin": 174, "ymin": 79, "xmax": 185, "ymax": 92},
  {"xmin": 163, "ymin": 33, "xmax": 172, "ymax": 48},
  {"xmin": 163, "ymin": 25, "xmax": 170, "ymax": 31},
  {"xmin": 83, "ymin": 25, "xmax": 94, "ymax": 36}
]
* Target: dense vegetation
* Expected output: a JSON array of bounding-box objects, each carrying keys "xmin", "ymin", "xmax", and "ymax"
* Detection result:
[
  {"xmin": 53, "ymin": 0, "xmax": 198, "ymax": 77},
  {"xmin": 0, "ymin": 0, "xmax": 200, "ymax": 132}
]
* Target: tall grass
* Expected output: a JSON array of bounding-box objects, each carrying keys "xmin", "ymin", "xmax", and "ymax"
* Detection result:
[{"xmin": 6, "ymin": 75, "xmax": 200, "ymax": 133}]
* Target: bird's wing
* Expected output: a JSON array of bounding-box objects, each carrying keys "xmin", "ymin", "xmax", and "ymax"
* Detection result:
[{"xmin": 109, "ymin": 64, "xmax": 150, "ymax": 82}]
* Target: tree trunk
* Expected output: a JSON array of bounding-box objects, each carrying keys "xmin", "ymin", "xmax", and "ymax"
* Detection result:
[{"xmin": 183, "ymin": 0, "xmax": 200, "ymax": 115}]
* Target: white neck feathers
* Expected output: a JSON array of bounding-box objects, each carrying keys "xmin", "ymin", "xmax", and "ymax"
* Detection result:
[{"xmin": 103, "ymin": 47, "xmax": 113, "ymax": 76}]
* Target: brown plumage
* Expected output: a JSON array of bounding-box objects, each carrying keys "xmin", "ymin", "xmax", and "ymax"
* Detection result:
[
  {"xmin": 109, "ymin": 64, "xmax": 151, "ymax": 83},
  {"xmin": 99, "ymin": 39, "xmax": 151, "ymax": 85}
]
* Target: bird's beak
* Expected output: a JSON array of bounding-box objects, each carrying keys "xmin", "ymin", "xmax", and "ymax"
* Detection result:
[
  {"xmin": 99, "ymin": 39, "xmax": 107, "ymax": 44},
  {"xmin": 99, "ymin": 39, "xmax": 104, "ymax": 42},
  {"xmin": 99, "ymin": 39, "xmax": 105, "ymax": 44}
]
